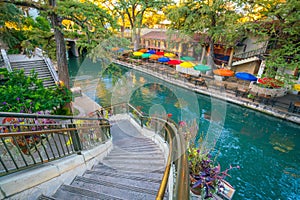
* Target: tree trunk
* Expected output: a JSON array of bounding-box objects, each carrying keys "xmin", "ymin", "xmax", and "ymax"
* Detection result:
[
  {"xmin": 132, "ymin": 26, "xmax": 138, "ymax": 51},
  {"xmin": 207, "ymin": 39, "xmax": 215, "ymax": 69},
  {"xmin": 49, "ymin": 0, "xmax": 70, "ymax": 89}
]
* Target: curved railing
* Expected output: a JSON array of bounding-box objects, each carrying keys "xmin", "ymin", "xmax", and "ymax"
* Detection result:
[
  {"xmin": 101, "ymin": 103, "xmax": 189, "ymax": 200},
  {"xmin": 0, "ymin": 111, "xmax": 111, "ymax": 176}
]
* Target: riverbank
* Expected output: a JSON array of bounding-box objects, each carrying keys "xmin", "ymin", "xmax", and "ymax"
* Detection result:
[{"xmin": 112, "ymin": 59, "xmax": 300, "ymax": 124}]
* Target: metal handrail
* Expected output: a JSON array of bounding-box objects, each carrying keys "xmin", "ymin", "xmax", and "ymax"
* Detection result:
[
  {"xmin": 0, "ymin": 111, "xmax": 111, "ymax": 176},
  {"xmin": 0, "ymin": 49, "xmax": 12, "ymax": 72},
  {"xmin": 101, "ymin": 103, "xmax": 189, "ymax": 199}
]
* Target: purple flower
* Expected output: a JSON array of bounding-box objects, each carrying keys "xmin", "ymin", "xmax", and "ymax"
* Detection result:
[
  {"xmin": 16, "ymin": 97, "xmax": 20, "ymax": 101},
  {"xmin": 3, "ymin": 102, "xmax": 7, "ymax": 105},
  {"xmin": 237, "ymin": 165, "xmax": 240, "ymax": 169},
  {"xmin": 197, "ymin": 149, "xmax": 200, "ymax": 153}
]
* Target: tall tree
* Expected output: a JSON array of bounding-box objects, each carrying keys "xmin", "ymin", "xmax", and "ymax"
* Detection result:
[
  {"xmin": 167, "ymin": 0, "xmax": 243, "ymax": 69},
  {"xmin": 116, "ymin": 0, "xmax": 169, "ymax": 50},
  {"xmin": 243, "ymin": 0, "xmax": 300, "ymax": 82},
  {"xmin": 0, "ymin": 0, "xmax": 115, "ymax": 89}
]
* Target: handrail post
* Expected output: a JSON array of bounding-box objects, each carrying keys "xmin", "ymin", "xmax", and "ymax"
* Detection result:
[
  {"xmin": 140, "ymin": 116, "xmax": 144, "ymax": 128},
  {"xmin": 68, "ymin": 122, "xmax": 82, "ymax": 152}
]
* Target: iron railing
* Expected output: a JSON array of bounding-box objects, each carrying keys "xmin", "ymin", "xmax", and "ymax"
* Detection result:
[
  {"xmin": 0, "ymin": 112, "xmax": 110, "ymax": 176},
  {"xmin": 102, "ymin": 103, "xmax": 189, "ymax": 200}
]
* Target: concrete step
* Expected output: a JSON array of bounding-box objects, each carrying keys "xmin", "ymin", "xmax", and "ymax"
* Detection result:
[
  {"xmin": 104, "ymin": 154, "xmax": 164, "ymax": 161},
  {"xmin": 71, "ymin": 176, "xmax": 159, "ymax": 200},
  {"xmin": 92, "ymin": 163, "xmax": 164, "ymax": 180},
  {"xmin": 94, "ymin": 161, "xmax": 165, "ymax": 173},
  {"xmin": 83, "ymin": 170, "xmax": 161, "ymax": 190},
  {"xmin": 53, "ymin": 184, "xmax": 121, "ymax": 200},
  {"xmin": 37, "ymin": 195, "xmax": 58, "ymax": 200},
  {"xmin": 102, "ymin": 158, "xmax": 165, "ymax": 167},
  {"xmin": 109, "ymin": 148, "xmax": 163, "ymax": 155},
  {"xmin": 85, "ymin": 169, "xmax": 162, "ymax": 183}
]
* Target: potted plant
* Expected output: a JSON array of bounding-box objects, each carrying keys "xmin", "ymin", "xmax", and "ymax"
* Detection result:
[
  {"xmin": 188, "ymin": 140, "xmax": 239, "ymax": 199},
  {"xmin": 177, "ymin": 120, "xmax": 239, "ymax": 199}
]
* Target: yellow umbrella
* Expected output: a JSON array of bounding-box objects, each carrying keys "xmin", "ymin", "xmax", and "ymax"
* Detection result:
[
  {"xmin": 164, "ymin": 52, "xmax": 176, "ymax": 58},
  {"xmin": 180, "ymin": 62, "xmax": 195, "ymax": 68},
  {"xmin": 133, "ymin": 52, "xmax": 144, "ymax": 57}
]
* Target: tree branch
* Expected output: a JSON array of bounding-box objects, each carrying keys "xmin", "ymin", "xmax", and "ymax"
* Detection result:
[{"xmin": 0, "ymin": 0, "xmax": 46, "ymax": 11}]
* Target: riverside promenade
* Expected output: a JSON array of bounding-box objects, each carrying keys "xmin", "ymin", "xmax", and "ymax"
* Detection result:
[{"xmin": 112, "ymin": 59, "xmax": 300, "ymax": 124}]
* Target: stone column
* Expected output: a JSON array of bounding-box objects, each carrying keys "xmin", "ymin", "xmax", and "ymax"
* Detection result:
[
  {"xmin": 228, "ymin": 47, "xmax": 234, "ymax": 67},
  {"xmin": 200, "ymin": 46, "xmax": 206, "ymax": 64}
]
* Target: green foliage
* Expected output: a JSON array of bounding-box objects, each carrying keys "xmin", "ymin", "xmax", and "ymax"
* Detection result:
[
  {"xmin": 0, "ymin": 69, "xmax": 72, "ymax": 114},
  {"xmin": 242, "ymin": 0, "xmax": 299, "ymax": 83},
  {"xmin": 57, "ymin": 0, "xmax": 116, "ymax": 53}
]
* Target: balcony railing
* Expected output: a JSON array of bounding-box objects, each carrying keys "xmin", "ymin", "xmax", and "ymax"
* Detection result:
[
  {"xmin": 234, "ymin": 46, "xmax": 268, "ymax": 60},
  {"xmin": 0, "ymin": 112, "xmax": 110, "ymax": 176}
]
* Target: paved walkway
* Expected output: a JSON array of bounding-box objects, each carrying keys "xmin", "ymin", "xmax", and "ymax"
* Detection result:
[{"xmin": 72, "ymin": 93, "xmax": 102, "ymax": 117}]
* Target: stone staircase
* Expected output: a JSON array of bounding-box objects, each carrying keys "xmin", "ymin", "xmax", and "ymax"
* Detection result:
[
  {"xmin": 8, "ymin": 55, "xmax": 57, "ymax": 87},
  {"xmin": 38, "ymin": 120, "xmax": 168, "ymax": 200}
]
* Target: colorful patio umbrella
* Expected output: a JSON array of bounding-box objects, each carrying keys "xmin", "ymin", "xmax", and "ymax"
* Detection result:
[
  {"xmin": 149, "ymin": 54, "xmax": 161, "ymax": 60},
  {"xmin": 213, "ymin": 69, "xmax": 234, "ymax": 77},
  {"xmin": 111, "ymin": 47, "xmax": 119, "ymax": 51},
  {"xmin": 194, "ymin": 64, "xmax": 211, "ymax": 72},
  {"xmin": 139, "ymin": 49, "xmax": 148, "ymax": 53},
  {"xmin": 147, "ymin": 50, "xmax": 156, "ymax": 54},
  {"xmin": 117, "ymin": 48, "xmax": 124, "ymax": 53},
  {"xmin": 181, "ymin": 56, "xmax": 195, "ymax": 61},
  {"xmin": 141, "ymin": 53, "xmax": 151, "ymax": 59},
  {"xmin": 235, "ymin": 72, "xmax": 257, "ymax": 82},
  {"xmin": 156, "ymin": 51, "xmax": 165, "ymax": 56},
  {"xmin": 167, "ymin": 60, "xmax": 182, "ymax": 65},
  {"xmin": 158, "ymin": 57, "xmax": 170, "ymax": 62},
  {"xmin": 180, "ymin": 62, "xmax": 195, "ymax": 68},
  {"xmin": 133, "ymin": 51, "xmax": 143, "ymax": 57},
  {"xmin": 258, "ymin": 77, "xmax": 283, "ymax": 88},
  {"xmin": 164, "ymin": 52, "xmax": 176, "ymax": 58}
]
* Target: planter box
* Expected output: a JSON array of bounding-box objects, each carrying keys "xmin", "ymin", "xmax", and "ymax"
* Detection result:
[{"xmin": 250, "ymin": 83, "xmax": 287, "ymax": 97}]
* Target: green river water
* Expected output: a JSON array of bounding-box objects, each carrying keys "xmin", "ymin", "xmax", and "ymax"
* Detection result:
[{"xmin": 69, "ymin": 57, "xmax": 300, "ymax": 200}]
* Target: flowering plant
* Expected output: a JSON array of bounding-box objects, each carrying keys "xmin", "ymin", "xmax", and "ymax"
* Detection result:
[{"xmin": 188, "ymin": 139, "xmax": 240, "ymax": 199}]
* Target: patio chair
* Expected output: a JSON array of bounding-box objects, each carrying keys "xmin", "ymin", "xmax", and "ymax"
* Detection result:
[{"xmin": 288, "ymin": 101, "xmax": 300, "ymax": 113}]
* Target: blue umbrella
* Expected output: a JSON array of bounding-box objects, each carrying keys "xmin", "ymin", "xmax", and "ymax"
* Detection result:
[
  {"xmin": 147, "ymin": 50, "xmax": 156, "ymax": 54},
  {"xmin": 235, "ymin": 72, "xmax": 257, "ymax": 81},
  {"xmin": 158, "ymin": 57, "xmax": 170, "ymax": 62},
  {"xmin": 117, "ymin": 48, "xmax": 124, "ymax": 52}
]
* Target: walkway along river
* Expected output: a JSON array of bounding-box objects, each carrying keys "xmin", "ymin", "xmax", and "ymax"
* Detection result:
[{"xmin": 68, "ymin": 57, "xmax": 300, "ymax": 200}]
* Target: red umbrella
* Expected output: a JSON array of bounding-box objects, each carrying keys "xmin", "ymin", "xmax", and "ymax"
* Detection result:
[
  {"xmin": 156, "ymin": 51, "xmax": 164, "ymax": 55},
  {"xmin": 167, "ymin": 60, "xmax": 182, "ymax": 65},
  {"xmin": 258, "ymin": 77, "xmax": 283, "ymax": 88}
]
